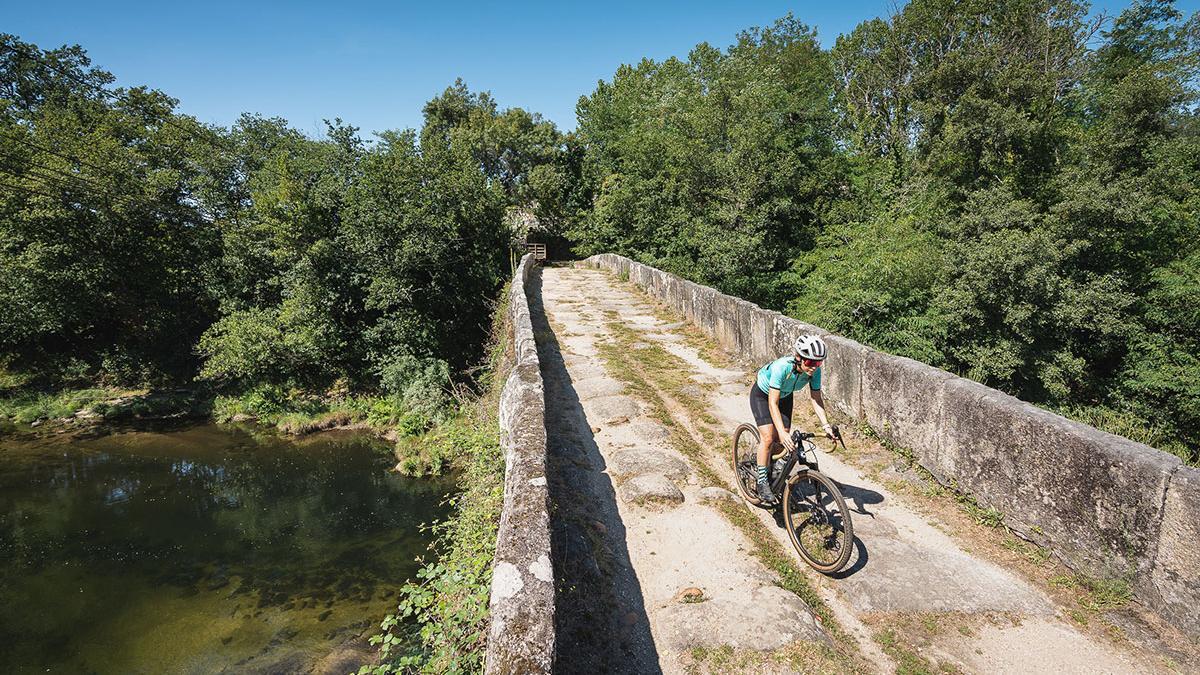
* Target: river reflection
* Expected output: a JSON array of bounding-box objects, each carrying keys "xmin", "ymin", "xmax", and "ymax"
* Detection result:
[{"xmin": 0, "ymin": 424, "xmax": 452, "ymax": 674}]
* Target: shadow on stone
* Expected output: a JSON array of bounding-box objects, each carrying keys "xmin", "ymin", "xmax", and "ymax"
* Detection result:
[
  {"xmin": 527, "ymin": 267, "xmax": 662, "ymax": 674},
  {"xmin": 831, "ymin": 536, "xmax": 870, "ymax": 580},
  {"xmin": 831, "ymin": 481, "xmax": 879, "ymax": 578},
  {"xmin": 837, "ymin": 480, "xmax": 883, "ymax": 518}
]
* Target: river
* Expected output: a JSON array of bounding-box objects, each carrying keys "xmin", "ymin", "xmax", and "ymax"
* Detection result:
[{"xmin": 0, "ymin": 423, "xmax": 452, "ymax": 673}]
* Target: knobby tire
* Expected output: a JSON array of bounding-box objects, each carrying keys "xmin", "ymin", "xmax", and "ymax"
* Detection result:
[{"xmin": 783, "ymin": 470, "xmax": 854, "ymax": 574}]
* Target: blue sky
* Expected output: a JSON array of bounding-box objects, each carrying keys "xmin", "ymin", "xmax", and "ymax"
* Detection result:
[{"xmin": 5, "ymin": 0, "xmax": 1196, "ymax": 137}]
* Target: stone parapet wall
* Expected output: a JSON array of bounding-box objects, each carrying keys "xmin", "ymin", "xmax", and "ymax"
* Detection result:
[
  {"xmin": 487, "ymin": 254, "xmax": 555, "ymax": 673},
  {"xmin": 581, "ymin": 253, "xmax": 1197, "ymax": 638}
]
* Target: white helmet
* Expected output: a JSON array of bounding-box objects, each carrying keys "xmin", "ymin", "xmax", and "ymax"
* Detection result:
[{"xmin": 793, "ymin": 335, "xmax": 827, "ymax": 361}]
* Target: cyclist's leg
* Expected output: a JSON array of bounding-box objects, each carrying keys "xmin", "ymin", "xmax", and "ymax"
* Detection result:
[
  {"xmin": 762, "ymin": 397, "xmax": 794, "ymax": 468},
  {"xmin": 757, "ymin": 422, "xmax": 776, "ymax": 466},
  {"xmin": 749, "ymin": 384, "xmax": 780, "ymax": 504},
  {"xmin": 749, "ymin": 384, "xmax": 777, "ymax": 465},
  {"xmin": 778, "ymin": 394, "xmax": 794, "ymax": 445}
]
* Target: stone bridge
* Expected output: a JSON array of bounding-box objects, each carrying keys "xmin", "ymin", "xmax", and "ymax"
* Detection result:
[{"xmin": 485, "ymin": 254, "xmax": 1199, "ymax": 674}]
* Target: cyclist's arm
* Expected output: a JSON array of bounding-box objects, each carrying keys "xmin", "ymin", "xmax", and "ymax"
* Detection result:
[
  {"xmin": 768, "ymin": 387, "xmax": 792, "ymax": 448},
  {"xmin": 810, "ymin": 389, "xmax": 833, "ymax": 438}
]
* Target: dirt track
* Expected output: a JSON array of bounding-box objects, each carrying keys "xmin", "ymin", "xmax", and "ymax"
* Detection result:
[{"xmin": 533, "ymin": 265, "xmax": 1183, "ymax": 674}]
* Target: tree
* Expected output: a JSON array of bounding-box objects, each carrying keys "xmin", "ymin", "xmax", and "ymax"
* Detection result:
[{"xmin": 0, "ymin": 35, "xmax": 220, "ymax": 384}]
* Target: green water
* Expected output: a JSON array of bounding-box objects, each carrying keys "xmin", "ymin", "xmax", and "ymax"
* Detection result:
[{"xmin": 0, "ymin": 424, "xmax": 452, "ymax": 674}]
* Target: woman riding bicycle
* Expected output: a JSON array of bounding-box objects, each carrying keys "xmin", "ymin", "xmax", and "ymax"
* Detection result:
[{"xmin": 749, "ymin": 335, "xmax": 835, "ymax": 505}]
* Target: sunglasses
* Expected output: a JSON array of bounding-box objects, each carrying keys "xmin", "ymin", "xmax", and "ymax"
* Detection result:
[{"xmin": 795, "ymin": 357, "xmax": 824, "ymax": 368}]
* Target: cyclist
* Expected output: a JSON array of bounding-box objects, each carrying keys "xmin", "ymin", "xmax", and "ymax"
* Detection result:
[{"xmin": 749, "ymin": 335, "xmax": 835, "ymax": 505}]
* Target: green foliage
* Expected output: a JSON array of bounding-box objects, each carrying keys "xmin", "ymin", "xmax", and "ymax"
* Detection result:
[
  {"xmin": 213, "ymin": 385, "xmax": 305, "ymax": 422},
  {"xmin": 364, "ymin": 408, "xmax": 504, "ymax": 673},
  {"xmin": 365, "ymin": 397, "xmax": 426, "ymax": 433},
  {"xmin": 955, "ymin": 492, "xmax": 1006, "ymax": 529},
  {"xmin": 1049, "ymin": 572, "xmax": 1134, "ymax": 610},
  {"xmin": 197, "ymin": 111, "xmax": 512, "ymax": 400},
  {"xmin": 572, "ymin": 14, "xmax": 838, "ymax": 309},
  {"xmin": 0, "ymin": 387, "xmax": 115, "ymax": 424},
  {"xmin": 2, "ymin": 39, "xmax": 561, "ymax": 422},
  {"xmin": 0, "ymin": 34, "xmax": 221, "ymax": 386},
  {"xmin": 786, "ymin": 215, "xmax": 946, "ymax": 365},
  {"xmin": 569, "ymin": 1, "xmax": 1200, "ymax": 462}
]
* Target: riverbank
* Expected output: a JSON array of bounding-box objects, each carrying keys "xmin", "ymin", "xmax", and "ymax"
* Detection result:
[
  {"xmin": 0, "ymin": 379, "xmax": 503, "ymax": 673},
  {"xmin": 0, "ymin": 383, "xmax": 464, "ymax": 477},
  {"xmin": 361, "ymin": 278, "xmax": 513, "ymax": 673},
  {"xmin": 1, "ymin": 285, "xmax": 512, "ymax": 674},
  {"xmin": 0, "ymin": 386, "xmax": 210, "ymax": 434}
]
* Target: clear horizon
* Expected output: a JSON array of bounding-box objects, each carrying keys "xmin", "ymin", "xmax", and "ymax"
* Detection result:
[{"xmin": 5, "ymin": 0, "xmax": 1191, "ymax": 138}]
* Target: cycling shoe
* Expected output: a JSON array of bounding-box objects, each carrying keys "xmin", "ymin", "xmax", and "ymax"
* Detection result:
[{"xmin": 756, "ymin": 480, "xmax": 778, "ymax": 506}]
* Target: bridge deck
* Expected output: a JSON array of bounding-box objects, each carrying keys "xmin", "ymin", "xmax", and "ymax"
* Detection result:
[{"xmin": 532, "ymin": 265, "xmax": 1174, "ymax": 674}]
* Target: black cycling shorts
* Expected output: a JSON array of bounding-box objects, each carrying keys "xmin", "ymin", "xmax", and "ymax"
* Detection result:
[{"xmin": 749, "ymin": 384, "xmax": 792, "ymax": 429}]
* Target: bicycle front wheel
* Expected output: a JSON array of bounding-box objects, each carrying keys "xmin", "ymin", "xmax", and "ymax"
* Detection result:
[
  {"xmin": 783, "ymin": 470, "xmax": 854, "ymax": 574},
  {"xmin": 730, "ymin": 423, "xmax": 762, "ymax": 505}
]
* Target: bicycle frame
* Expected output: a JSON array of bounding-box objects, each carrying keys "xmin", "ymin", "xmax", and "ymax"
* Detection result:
[
  {"xmin": 769, "ymin": 433, "xmax": 819, "ymax": 497},
  {"xmin": 769, "ymin": 427, "xmax": 845, "ymax": 498}
]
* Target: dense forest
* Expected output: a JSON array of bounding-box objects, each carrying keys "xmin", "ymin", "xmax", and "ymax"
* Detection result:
[
  {"xmin": 0, "ymin": 36, "xmax": 567, "ymax": 427},
  {"xmin": 567, "ymin": 0, "xmax": 1200, "ymax": 464},
  {"xmin": 1, "ymin": 0, "xmax": 1198, "ymax": 468}
]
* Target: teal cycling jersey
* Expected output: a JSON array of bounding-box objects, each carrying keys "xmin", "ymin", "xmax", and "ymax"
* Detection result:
[{"xmin": 755, "ymin": 356, "xmax": 821, "ymax": 397}]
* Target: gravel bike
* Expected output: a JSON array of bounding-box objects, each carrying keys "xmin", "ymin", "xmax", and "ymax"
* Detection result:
[{"xmin": 731, "ymin": 424, "xmax": 854, "ymax": 574}]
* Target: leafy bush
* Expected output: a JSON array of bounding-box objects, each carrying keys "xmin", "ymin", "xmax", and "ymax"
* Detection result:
[
  {"xmin": 364, "ymin": 410, "xmax": 503, "ymax": 673},
  {"xmin": 377, "ymin": 353, "xmax": 450, "ymax": 420},
  {"xmin": 365, "ymin": 264, "xmax": 513, "ymax": 672}
]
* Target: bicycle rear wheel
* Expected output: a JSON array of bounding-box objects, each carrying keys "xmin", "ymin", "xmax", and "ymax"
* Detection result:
[
  {"xmin": 730, "ymin": 423, "xmax": 762, "ymax": 505},
  {"xmin": 783, "ymin": 470, "xmax": 854, "ymax": 574}
]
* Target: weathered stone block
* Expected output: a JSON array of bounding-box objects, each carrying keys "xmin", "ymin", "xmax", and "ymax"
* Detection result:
[
  {"xmin": 730, "ymin": 298, "xmax": 760, "ymax": 360},
  {"xmin": 657, "ymin": 585, "xmax": 827, "ymax": 652},
  {"xmin": 681, "ymin": 280, "xmax": 701, "ymax": 324},
  {"xmin": 746, "ymin": 307, "xmax": 781, "ymax": 364},
  {"xmin": 1148, "ymin": 467, "xmax": 1200, "ymax": 638},
  {"xmin": 664, "ymin": 274, "xmax": 684, "ymax": 315},
  {"xmin": 692, "ymin": 285, "xmax": 718, "ymax": 337},
  {"xmin": 609, "ymin": 448, "xmax": 691, "ymax": 480},
  {"xmin": 771, "ymin": 315, "xmax": 823, "ymax": 360},
  {"xmin": 613, "ymin": 255, "xmax": 629, "ymax": 278},
  {"xmin": 820, "ymin": 334, "xmax": 867, "ymax": 419},
  {"xmin": 861, "ymin": 351, "xmax": 954, "ymax": 473},
  {"xmin": 649, "ymin": 268, "xmax": 667, "ymax": 301},
  {"xmin": 636, "ymin": 262, "xmax": 651, "ymax": 288},
  {"xmin": 938, "ymin": 377, "xmax": 1180, "ymax": 579},
  {"xmin": 619, "ymin": 473, "xmax": 685, "ymax": 506},
  {"xmin": 935, "ymin": 377, "xmax": 1025, "ymax": 507},
  {"xmin": 711, "ymin": 293, "xmax": 742, "ymax": 353}
]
